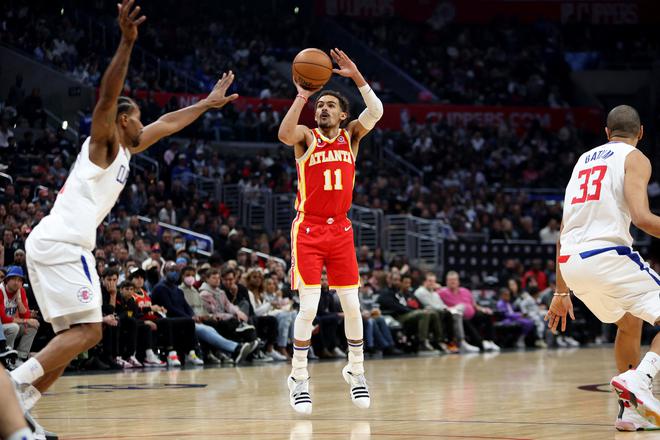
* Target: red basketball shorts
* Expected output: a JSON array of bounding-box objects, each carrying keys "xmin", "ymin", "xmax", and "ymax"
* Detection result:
[{"xmin": 290, "ymin": 212, "xmax": 359, "ymax": 290}]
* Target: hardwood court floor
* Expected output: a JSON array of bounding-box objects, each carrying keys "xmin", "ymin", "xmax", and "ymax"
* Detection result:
[{"xmin": 31, "ymin": 347, "xmax": 655, "ymax": 439}]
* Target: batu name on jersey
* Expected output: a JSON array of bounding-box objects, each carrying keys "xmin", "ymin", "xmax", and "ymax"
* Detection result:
[
  {"xmin": 584, "ymin": 149, "xmax": 614, "ymax": 164},
  {"xmin": 308, "ymin": 149, "xmax": 353, "ymax": 167}
]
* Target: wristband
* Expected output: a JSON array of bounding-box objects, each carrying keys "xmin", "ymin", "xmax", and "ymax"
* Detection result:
[
  {"xmin": 553, "ymin": 292, "xmax": 570, "ymax": 297},
  {"xmin": 296, "ymin": 94, "xmax": 308, "ymax": 104}
]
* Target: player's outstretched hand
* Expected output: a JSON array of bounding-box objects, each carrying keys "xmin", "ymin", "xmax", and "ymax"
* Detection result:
[
  {"xmin": 544, "ymin": 295, "xmax": 575, "ymax": 332},
  {"xmin": 330, "ymin": 48, "xmax": 358, "ymax": 78},
  {"xmin": 205, "ymin": 71, "xmax": 239, "ymax": 109},
  {"xmin": 118, "ymin": 0, "xmax": 146, "ymax": 42}
]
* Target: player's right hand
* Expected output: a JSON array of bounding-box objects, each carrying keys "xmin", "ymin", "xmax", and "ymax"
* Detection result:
[
  {"xmin": 293, "ymin": 76, "xmax": 321, "ymax": 98},
  {"xmin": 545, "ymin": 295, "xmax": 575, "ymax": 332},
  {"xmin": 118, "ymin": 0, "xmax": 146, "ymax": 42}
]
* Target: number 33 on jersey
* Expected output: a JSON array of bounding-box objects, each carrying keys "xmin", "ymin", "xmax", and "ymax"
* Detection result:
[
  {"xmin": 295, "ymin": 128, "xmax": 355, "ymax": 217},
  {"xmin": 562, "ymin": 141, "xmax": 637, "ymax": 251}
]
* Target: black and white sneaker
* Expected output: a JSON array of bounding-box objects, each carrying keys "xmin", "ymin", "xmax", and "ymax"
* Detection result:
[
  {"xmin": 342, "ymin": 365, "xmax": 370, "ymax": 409},
  {"xmin": 232, "ymin": 340, "xmax": 258, "ymax": 365},
  {"xmin": 288, "ymin": 376, "xmax": 312, "ymax": 415},
  {"xmin": 0, "ymin": 347, "xmax": 18, "ymax": 368},
  {"xmin": 25, "ymin": 410, "xmax": 58, "ymax": 440}
]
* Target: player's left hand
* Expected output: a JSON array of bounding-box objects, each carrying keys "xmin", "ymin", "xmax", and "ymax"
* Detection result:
[
  {"xmin": 204, "ymin": 71, "xmax": 239, "ymax": 109},
  {"xmin": 331, "ymin": 48, "xmax": 358, "ymax": 78},
  {"xmin": 545, "ymin": 294, "xmax": 575, "ymax": 332}
]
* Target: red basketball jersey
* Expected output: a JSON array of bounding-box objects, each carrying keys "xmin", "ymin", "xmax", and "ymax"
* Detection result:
[{"xmin": 295, "ymin": 128, "xmax": 355, "ymax": 218}]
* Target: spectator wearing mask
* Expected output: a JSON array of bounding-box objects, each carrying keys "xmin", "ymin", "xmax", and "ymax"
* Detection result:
[
  {"xmin": 152, "ymin": 262, "xmax": 255, "ymax": 365},
  {"xmin": 439, "ymin": 271, "xmax": 500, "ymax": 352},
  {"xmin": 128, "ymin": 267, "xmax": 196, "ymax": 366},
  {"xmin": 0, "ymin": 267, "xmax": 38, "ymax": 365}
]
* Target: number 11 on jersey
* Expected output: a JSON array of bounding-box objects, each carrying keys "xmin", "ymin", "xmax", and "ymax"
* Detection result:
[{"xmin": 323, "ymin": 169, "xmax": 343, "ymax": 191}]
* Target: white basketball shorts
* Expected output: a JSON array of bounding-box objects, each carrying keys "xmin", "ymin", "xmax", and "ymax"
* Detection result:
[
  {"xmin": 560, "ymin": 245, "xmax": 660, "ymax": 325},
  {"xmin": 25, "ymin": 234, "xmax": 102, "ymax": 333}
]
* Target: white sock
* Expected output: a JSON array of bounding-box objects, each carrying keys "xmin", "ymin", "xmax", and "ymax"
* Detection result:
[
  {"xmin": 8, "ymin": 428, "xmax": 35, "ymax": 440},
  {"xmin": 637, "ymin": 352, "xmax": 660, "ymax": 379},
  {"xmin": 348, "ymin": 341, "xmax": 365, "ymax": 375},
  {"xmin": 291, "ymin": 343, "xmax": 309, "ymax": 380},
  {"xmin": 10, "ymin": 357, "xmax": 44, "ymax": 385}
]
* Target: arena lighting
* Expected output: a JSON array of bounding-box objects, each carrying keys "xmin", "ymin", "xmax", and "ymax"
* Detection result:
[
  {"xmin": 61, "ymin": 8, "xmax": 64, "ymax": 15},
  {"xmin": 294, "ymin": 6, "xmax": 299, "ymax": 14},
  {"xmin": 62, "ymin": 120, "xmax": 68, "ymax": 130}
]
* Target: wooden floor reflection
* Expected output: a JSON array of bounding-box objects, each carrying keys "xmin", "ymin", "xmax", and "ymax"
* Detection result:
[{"xmin": 32, "ymin": 347, "xmax": 645, "ymax": 439}]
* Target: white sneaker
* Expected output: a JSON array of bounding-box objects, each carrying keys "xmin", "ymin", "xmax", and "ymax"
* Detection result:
[
  {"xmin": 25, "ymin": 410, "xmax": 58, "ymax": 440},
  {"xmin": 460, "ymin": 341, "xmax": 480, "ymax": 353},
  {"xmin": 115, "ymin": 356, "xmax": 133, "ymax": 369},
  {"xmin": 612, "ymin": 369, "xmax": 660, "ymax": 426},
  {"xmin": 144, "ymin": 352, "xmax": 166, "ymax": 367},
  {"xmin": 186, "ymin": 351, "xmax": 205, "ymax": 366},
  {"xmin": 535, "ymin": 339, "xmax": 548, "ymax": 349},
  {"xmin": 268, "ymin": 350, "xmax": 288, "ymax": 361},
  {"xmin": 167, "ymin": 351, "xmax": 182, "ymax": 367},
  {"xmin": 564, "ymin": 336, "xmax": 580, "ymax": 347},
  {"xmin": 333, "ymin": 347, "xmax": 347, "ymax": 358},
  {"xmin": 11, "ymin": 379, "xmax": 41, "ymax": 411},
  {"xmin": 616, "ymin": 399, "xmax": 660, "ymax": 431},
  {"xmin": 205, "ymin": 352, "xmax": 222, "ymax": 364},
  {"xmin": 483, "ymin": 340, "xmax": 500, "ymax": 351},
  {"xmin": 127, "ymin": 355, "xmax": 143, "ymax": 368},
  {"xmin": 288, "ymin": 376, "xmax": 312, "ymax": 415},
  {"xmin": 556, "ymin": 335, "xmax": 568, "ymax": 347},
  {"xmin": 342, "ymin": 365, "xmax": 370, "ymax": 409}
]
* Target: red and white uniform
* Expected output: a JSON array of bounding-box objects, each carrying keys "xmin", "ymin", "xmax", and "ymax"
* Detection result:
[
  {"xmin": 560, "ymin": 141, "xmax": 660, "ymax": 324},
  {"xmin": 291, "ymin": 128, "xmax": 359, "ymax": 290}
]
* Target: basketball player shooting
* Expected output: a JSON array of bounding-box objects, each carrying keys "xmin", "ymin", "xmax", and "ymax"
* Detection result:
[
  {"xmin": 546, "ymin": 105, "xmax": 660, "ymax": 431},
  {"xmin": 11, "ymin": 1, "xmax": 238, "ymax": 438},
  {"xmin": 278, "ymin": 48, "xmax": 383, "ymax": 415}
]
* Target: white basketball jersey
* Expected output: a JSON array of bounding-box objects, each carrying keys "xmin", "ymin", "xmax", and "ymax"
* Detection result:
[
  {"xmin": 34, "ymin": 137, "xmax": 131, "ymax": 250},
  {"xmin": 560, "ymin": 141, "xmax": 637, "ymax": 254}
]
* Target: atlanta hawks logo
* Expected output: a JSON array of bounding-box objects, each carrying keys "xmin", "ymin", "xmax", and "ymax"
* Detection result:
[{"xmin": 77, "ymin": 287, "xmax": 94, "ymax": 304}]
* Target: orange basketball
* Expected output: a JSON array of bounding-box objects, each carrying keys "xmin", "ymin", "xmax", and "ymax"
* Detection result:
[{"xmin": 292, "ymin": 48, "xmax": 333, "ymax": 91}]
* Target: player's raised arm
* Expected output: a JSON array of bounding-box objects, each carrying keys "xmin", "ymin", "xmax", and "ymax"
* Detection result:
[
  {"xmin": 331, "ymin": 49, "xmax": 383, "ymax": 152},
  {"xmin": 131, "ymin": 72, "xmax": 239, "ymax": 154},
  {"xmin": 90, "ymin": 0, "xmax": 145, "ymax": 167},
  {"xmin": 624, "ymin": 150, "xmax": 660, "ymax": 237},
  {"xmin": 277, "ymin": 79, "xmax": 317, "ymax": 150}
]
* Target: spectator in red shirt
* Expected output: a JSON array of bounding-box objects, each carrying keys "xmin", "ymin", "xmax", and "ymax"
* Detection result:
[
  {"xmin": 521, "ymin": 259, "xmax": 548, "ymax": 291},
  {"xmin": 0, "ymin": 266, "xmax": 38, "ymax": 363}
]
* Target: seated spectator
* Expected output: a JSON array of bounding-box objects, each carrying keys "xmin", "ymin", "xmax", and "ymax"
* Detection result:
[
  {"xmin": 0, "ymin": 266, "xmax": 38, "ymax": 365},
  {"xmin": 128, "ymin": 267, "xmax": 198, "ymax": 366},
  {"xmin": 377, "ymin": 271, "xmax": 443, "ymax": 354},
  {"xmin": 513, "ymin": 278, "xmax": 548, "ymax": 348},
  {"xmin": 439, "ymin": 271, "xmax": 500, "ymax": 352},
  {"xmin": 199, "ymin": 268, "xmax": 256, "ymax": 343},
  {"xmin": 314, "ymin": 273, "xmax": 346, "ymax": 359},
  {"xmin": 116, "ymin": 280, "xmax": 166, "ymax": 366},
  {"xmin": 152, "ymin": 262, "xmax": 255, "ymax": 365},
  {"xmin": 359, "ymin": 278, "xmax": 400, "ymax": 356},
  {"xmin": 100, "ymin": 268, "xmax": 140, "ymax": 369},
  {"xmin": 245, "ymin": 268, "xmax": 286, "ymax": 361},
  {"xmin": 263, "ymin": 276, "xmax": 297, "ymax": 359},
  {"xmin": 414, "ymin": 272, "xmax": 479, "ymax": 353},
  {"xmin": 496, "ymin": 287, "xmax": 537, "ymax": 348}
]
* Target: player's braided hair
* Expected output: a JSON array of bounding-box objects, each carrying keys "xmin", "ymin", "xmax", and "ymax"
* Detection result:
[{"xmin": 116, "ymin": 96, "xmax": 137, "ymax": 120}]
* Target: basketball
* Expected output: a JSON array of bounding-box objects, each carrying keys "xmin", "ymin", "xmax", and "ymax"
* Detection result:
[{"xmin": 292, "ymin": 48, "xmax": 333, "ymax": 90}]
